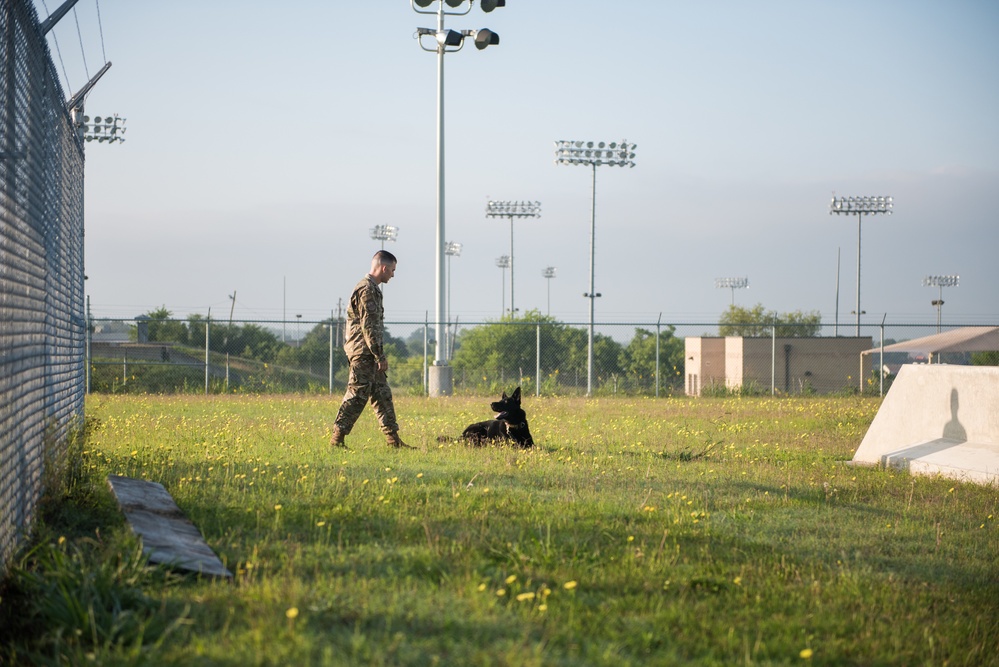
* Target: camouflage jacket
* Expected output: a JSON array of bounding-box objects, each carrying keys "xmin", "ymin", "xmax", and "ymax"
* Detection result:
[{"xmin": 343, "ymin": 275, "xmax": 385, "ymax": 360}]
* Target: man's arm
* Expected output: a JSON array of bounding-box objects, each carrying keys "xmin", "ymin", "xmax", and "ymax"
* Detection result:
[{"xmin": 359, "ymin": 282, "xmax": 386, "ymax": 369}]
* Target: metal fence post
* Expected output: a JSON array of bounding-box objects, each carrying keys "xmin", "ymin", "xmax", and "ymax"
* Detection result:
[
  {"xmin": 771, "ymin": 313, "xmax": 777, "ymax": 396},
  {"xmin": 655, "ymin": 313, "xmax": 661, "ymax": 398},
  {"xmin": 204, "ymin": 315, "xmax": 210, "ymax": 395},
  {"xmin": 536, "ymin": 321, "xmax": 541, "ymax": 397},
  {"xmin": 879, "ymin": 313, "xmax": 886, "ymax": 397},
  {"xmin": 86, "ymin": 296, "xmax": 91, "ymax": 394}
]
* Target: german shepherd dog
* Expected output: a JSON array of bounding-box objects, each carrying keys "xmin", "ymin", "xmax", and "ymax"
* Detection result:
[{"xmin": 460, "ymin": 387, "xmax": 534, "ymax": 448}]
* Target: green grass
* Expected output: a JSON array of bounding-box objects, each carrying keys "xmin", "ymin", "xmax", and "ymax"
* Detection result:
[{"xmin": 2, "ymin": 394, "xmax": 997, "ymax": 666}]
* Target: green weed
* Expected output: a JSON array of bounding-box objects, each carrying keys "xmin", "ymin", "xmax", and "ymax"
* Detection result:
[{"xmin": 2, "ymin": 394, "xmax": 997, "ymax": 666}]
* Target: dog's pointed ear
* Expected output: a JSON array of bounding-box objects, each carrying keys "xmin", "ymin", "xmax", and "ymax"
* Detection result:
[
  {"xmin": 512, "ymin": 387, "xmax": 521, "ymax": 400},
  {"xmin": 500, "ymin": 391, "xmax": 508, "ymax": 400}
]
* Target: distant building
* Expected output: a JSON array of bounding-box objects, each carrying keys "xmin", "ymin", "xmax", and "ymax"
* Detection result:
[
  {"xmin": 135, "ymin": 314, "xmax": 150, "ymax": 343},
  {"xmin": 91, "ymin": 320, "xmax": 133, "ymax": 343},
  {"xmin": 685, "ymin": 336, "xmax": 873, "ymax": 396}
]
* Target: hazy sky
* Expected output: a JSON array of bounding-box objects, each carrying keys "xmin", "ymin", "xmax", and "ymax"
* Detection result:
[{"xmin": 37, "ymin": 0, "xmax": 999, "ymax": 328}]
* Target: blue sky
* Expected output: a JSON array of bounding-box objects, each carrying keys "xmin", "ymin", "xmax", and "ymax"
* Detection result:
[{"xmin": 37, "ymin": 0, "xmax": 999, "ymax": 328}]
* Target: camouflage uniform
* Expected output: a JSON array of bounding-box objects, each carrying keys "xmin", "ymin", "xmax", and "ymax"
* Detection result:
[{"xmin": 333, "ymin": 275, "xmax": 399, "ymax": 436}]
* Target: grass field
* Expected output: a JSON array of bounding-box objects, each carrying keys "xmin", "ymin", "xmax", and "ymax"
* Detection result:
[{"xmin": 2, "ymin": 393, "xmax": 997, "ymax": 666}]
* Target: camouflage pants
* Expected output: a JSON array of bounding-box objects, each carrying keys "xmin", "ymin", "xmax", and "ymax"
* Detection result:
[{"xmin": 333, "ymin": 353, "xmax": 398, "ymax": 436}]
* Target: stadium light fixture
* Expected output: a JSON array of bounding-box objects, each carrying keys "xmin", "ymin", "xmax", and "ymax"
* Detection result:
[
  {"xmin": 543, "ymin": 266, "xmax": 557, "ymax": 316},
  {"xmin": 496, "ymin": 255, "xmax": 511, "ymax": 316},
  {"xmin": 486, "ymin": 200, "xmax": 541, "ymax": 317},
  {"xmin": 554, "ymin": 139, "xmax": 637, "ymax": 396},
  {"xmin": 715, "ymin": 277, "xmax": 749, "ymax": 306},
  {"xmin": 369, "ymin": 224, "xmax": 399, "ymax": 249},
  {"xmin": 829, "ymin": 195, "xmax": 893, "ymax": 336},
  {"xmin": 77, "ymin": 113, "xmax": 126, "ymax": 144},
  {"xmin": 923, "ymin": 274, "xmax": 959, "ymax": 333},
  {"xmin": 412, "ymin": 0, "xmax": 504, "ymax": 396},
  {"xmin": 471, "ymin": 28, "xmax": 500, "ymax": 49}
]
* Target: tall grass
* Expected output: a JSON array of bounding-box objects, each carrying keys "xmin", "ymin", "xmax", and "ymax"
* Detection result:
[{"xmin": 2, "ymin": 394, "xmax": 997, "ymax": 666}]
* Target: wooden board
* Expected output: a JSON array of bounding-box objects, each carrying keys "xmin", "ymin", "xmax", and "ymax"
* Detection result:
[{"xmin": 107, "ymin": 475, "xmax": 232, "ymax": 578}]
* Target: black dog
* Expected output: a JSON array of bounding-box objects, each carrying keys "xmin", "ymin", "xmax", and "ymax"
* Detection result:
[{"xmin": 460, "ymin": 387, "xmax": 534, "ymax": 448}]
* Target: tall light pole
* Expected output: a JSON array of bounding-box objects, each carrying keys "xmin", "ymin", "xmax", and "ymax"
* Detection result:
[
  {"xmin": 496, "ymin": 255, "xmax": 511, "ymax": 316},
  {"xmin": 715, "ymin": 277, "xmax": 749, "ymax": 306},
  {"xmin": 829, "ymin": 196, "xmax": 893, "ymax": 336},
  {"xmin": 444, "ymin": 241, "xmax": 462, "ymax": 355},
  {"xmin": 369, "ymin": 224, "xmax": 398, "ymax": 249},
  {"xmin": 923, "ymin": 274, "xmax": 959, "ymax": 333},
  {"xmin": 412, "ymin": 0, "xmax": 504, "ymax": 396},
  {"xmin": 224, "ymin": 291, "xmax": 237, "ymax": 391},
  {"xmin": 554, "ymin": 139, "xmax": 637, "ymax": 396},
  {"xmin": 486, "ymin": 200, "xmax": 541, "ymax": 316},
  {"xmin": 543, "ymin": 266, "xmax": 557, "ymax": 316}
]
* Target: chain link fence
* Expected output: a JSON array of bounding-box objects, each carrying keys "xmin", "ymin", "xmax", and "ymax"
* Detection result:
[
  {"xmin": 1, "ymin": 0, "xmax": 86, "ymax": 574},
  {"xmin": 86, "ymin": 316, "xmax": 995, "ymax": 399}
]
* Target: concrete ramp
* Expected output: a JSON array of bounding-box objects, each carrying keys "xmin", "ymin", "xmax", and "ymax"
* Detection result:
[
  {"xmin": 107, "ymin": 475, "xmax": 232, "ymax": 578},
  {"xmin": 852, "ymin": 365, "xmax": 999, "ymax": 485}
]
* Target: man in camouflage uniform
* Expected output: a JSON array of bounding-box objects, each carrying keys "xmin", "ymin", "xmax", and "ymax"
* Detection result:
[{"xmin": 331, "ymin": 250, "xmax": 413, "ymax": 449}]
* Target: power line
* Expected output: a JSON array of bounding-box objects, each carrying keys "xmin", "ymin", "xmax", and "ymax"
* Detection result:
[
  {"xmin": 72, "ymin": 5, "xmax": 89, "ymax": 81},
  {"xmin": 95, "ymin": 0, "xmax": 106, "ymax": 63},
  {"xmin": 40, "ymin": 0, "xmax": 72, "ymax": 91}
]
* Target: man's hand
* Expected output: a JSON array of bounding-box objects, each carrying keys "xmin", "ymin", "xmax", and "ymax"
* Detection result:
[{"xmin": 377, "ymin": 357, "xmax": 388, "ymax": 373}]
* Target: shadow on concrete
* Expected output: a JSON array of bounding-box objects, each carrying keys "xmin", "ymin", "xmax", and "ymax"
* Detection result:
[{"xmin": 881, "ymin": 387, "xmax": 967, "ymax": 469}]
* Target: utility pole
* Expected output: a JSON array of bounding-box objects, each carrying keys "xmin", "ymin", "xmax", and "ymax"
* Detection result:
[{"xmin": 336, "ymin": 298, "xmax": 343, "ymax": 346}]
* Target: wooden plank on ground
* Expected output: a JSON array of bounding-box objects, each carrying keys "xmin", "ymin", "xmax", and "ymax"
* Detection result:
[{"xmin": 107, "ymin": 475, "xmax": 232, "ymax": 579}]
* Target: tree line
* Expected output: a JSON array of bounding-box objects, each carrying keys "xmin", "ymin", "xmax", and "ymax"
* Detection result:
[
  {"xmin": 130, "ymin": 306, "xmax": 688, "ymax": 393},
  {"xmin": 120, "ymin": 303, "xmax": 994, "ymax": 394}
]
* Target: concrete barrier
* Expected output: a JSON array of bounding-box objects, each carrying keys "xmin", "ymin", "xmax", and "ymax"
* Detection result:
[{"xmin": 852, "ymin": 365, "xmax": 999, "ymax": 486}]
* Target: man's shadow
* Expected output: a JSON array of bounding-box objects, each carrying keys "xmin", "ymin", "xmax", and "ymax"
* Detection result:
[
  {"xmin": 942, "ymin": 387, "xmax": 968, "ymax": 442},
  {"xmin": 881, "ymin": 387, "xmax": 967, "ymax": 467}
]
